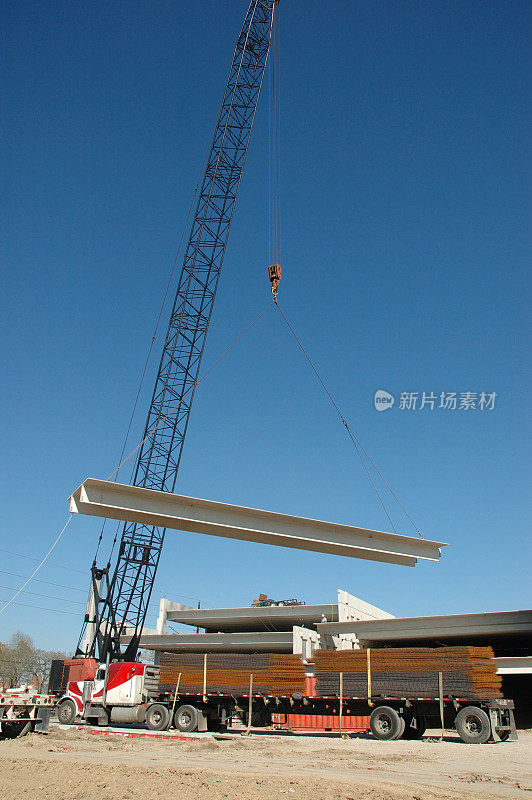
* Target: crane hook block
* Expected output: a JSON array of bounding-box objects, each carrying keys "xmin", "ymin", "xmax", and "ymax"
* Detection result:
[{"xmin": 268, "ymin": 263, "xmax": 281, "ymax": 298}]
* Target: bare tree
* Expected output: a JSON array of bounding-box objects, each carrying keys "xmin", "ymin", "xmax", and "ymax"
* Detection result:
[{"xmin": 0, "ymin": 632, "xmax": 68, "ymax": 689}]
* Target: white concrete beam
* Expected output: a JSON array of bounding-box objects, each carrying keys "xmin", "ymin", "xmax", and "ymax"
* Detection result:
[
  {"xmin": 121, "ymin": 631, "xmax": 295, "ymax": 653},
  {"xmin": 162, "ymin": 603, "xmax": 340, "ymax": 632},
  {"xmin": 494, "ymin": 656, "xmax": 532, "ymax": 675},
  {"xmin": 70, "ymin": 479, "xmax": 447, "ymax": 567},
  {"xmin": 318, "ymin": 610, "xmax": 532, "ymax": 640}
]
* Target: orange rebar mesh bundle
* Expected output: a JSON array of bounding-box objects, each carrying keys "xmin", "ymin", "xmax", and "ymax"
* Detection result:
[
  {"xmin": 312, "ymin": 646, "xmax": 502, "ymax": 699},
  {"xmin": 157, "ymin": 652, "xmax": 306, "ymax": 696}
]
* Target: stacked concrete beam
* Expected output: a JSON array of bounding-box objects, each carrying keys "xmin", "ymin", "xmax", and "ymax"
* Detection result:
[
  {"xmin": 127, "ymin": 590, "xmax": 393, "ymax": 658},
  {"xmin": 156, "ymin": 590, "xmax": 391, "ymax": 634},
  {"xmin": 156, "ymin": 601, "xmax": 338, "ymax": 634},
  {"xmin": 127, "ymin": 627, "xmax": 321, "ymax": 658},
  {"xmin": 317, "ymin": 609, "xmax": 532, "ymax": 647}
]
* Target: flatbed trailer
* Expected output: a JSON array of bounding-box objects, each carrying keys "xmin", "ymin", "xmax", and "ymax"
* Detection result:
[
  {"xmin": 147, "ymin": 690, "xmax": 517, "ymax": 744},
  {"xmin": 54, "ymin": 656, "xmax": 518, "ymax": 744},
  {"xmin": 0, "ymin": 687, "xmax": 55, "ymax": 739}
]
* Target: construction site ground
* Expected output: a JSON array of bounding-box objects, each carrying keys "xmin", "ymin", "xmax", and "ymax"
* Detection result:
[{"xmin": 1, "ymin": 723, "xmax": 530, "ymax": 800}]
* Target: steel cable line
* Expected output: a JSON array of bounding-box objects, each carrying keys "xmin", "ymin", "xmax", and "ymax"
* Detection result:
[
  {"xmin": 84, "ymin": 4, "xmax": 279, "ymax": 660},
  {"xmin": 273, "ymin": 301, "xmax": 423, "ymax": 538},
  {"xmin": 268, "ymin": 7, "xmax": 281, "ymax": 268},
  {"xmin": 94, "ymin": 109, "xmax": 228, "ymax": 566},
  {"xmin": 264, "ymin": 16, "xmax": 418, "ymax": 536},
  {"xmin": 92, "ymin": 6, "xmax": 261, "ymax": 565},
  {"xmin": 106, "ymin": 300, "xmax": 275, "ymax": 483}
]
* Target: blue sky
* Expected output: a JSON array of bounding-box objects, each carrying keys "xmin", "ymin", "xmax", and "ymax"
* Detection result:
[{"xmin": 1, "ymin": 0, "xmax": 530, "ymax": 652}]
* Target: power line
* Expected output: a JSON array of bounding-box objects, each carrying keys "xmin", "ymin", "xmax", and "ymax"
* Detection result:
[
  {"xmin": 0, "ymin": 569, "xmax": 87, "ymax": 594},
  {"xmin": 0, "ymin": 570, "xmax": 198, "ymax": 609},
  {"xmin": 0, "ymin": 515, "xmax": 73, "ymax": 617},
  {"xmin": 0, "ymin": 548, "xmax": 87, "ymax": 575},
  {"xmin": 0, "ymin": 568, "xmax": 199, "ymax": 612},
  {"xmin": 0, "ymin": 598, "xmax": 80, "ymax": 617},
  {"xmin": 0, "ymin": 585, "xmax": 85, "ymax": 606}
]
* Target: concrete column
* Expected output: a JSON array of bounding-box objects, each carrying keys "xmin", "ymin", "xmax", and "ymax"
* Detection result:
[
  {"xmin": 156, "ymin": 599, "xmax": 196, "ymax": 635},
  {"xmin": 292, "ymin": 626, "xmax": 320, "ymax": 660}
]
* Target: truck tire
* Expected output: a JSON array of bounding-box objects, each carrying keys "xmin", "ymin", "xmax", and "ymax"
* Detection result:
[
  {"xmin": 145, "ymin": 704, "xmax": 169, "ymax": 731},
  {"xmin": 402, "ymin": 716, "xmax": 426, "ymax": 739},
  {"xmin": 57, "ymin": 698, "xmax": 77, "ymax": 725},
  {"xmin": 455, "ymin": 706, "xmax": 491, "ymax": 744},
  {"xmin": 370, "ymin": 706, "xmax": 404, "ymax": 741},
  {"xmin": 1, "ymin": 720, "xmax": 32, "ymax": 738},
  {"xmin": 174, "ymin": 704, "xmax": 199, "ymax": 733}
]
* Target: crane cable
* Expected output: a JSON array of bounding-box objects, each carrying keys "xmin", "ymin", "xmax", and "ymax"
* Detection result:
[
  {"xmin": 265, "ymin": 12, "xmax": 420, "ymax": 538},
  {"xmin": 0, "ymin": 301, "xmax": 274, "ymax": 619},
  {"xmin": 1, "ymin": 292, "xmax": 422, "ymax": 621},
  {"xmin": 3, "ymin": 6, "xmax": 419, "ymax": 621},
  {"xmin": 268, "ymin": 5, "xmax": 280, "ymax": 267},
  {"xmin": 101, "ymin": 6, "xmax": 277, "ymax": 567},
  {"xmin": 273, "ymin": 301, "xmax": 424, "ymax": 539},
  {"xmin": 106, "ymin": 299, "xmax": 276, "ymax": 483},
  {"xmin": 94, "ymin": 107, "xmax": 231, "ymax": 564}
]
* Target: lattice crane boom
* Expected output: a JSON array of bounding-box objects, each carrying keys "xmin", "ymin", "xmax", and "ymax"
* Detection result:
[{"xmin": 77, "ymin": 0, "xmax": 278, "ymax": 663}]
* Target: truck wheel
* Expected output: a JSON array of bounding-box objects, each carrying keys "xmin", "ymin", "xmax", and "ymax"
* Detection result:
[
  {"xmin": 145, "ymin": 704, "xmax": 169, "ymax": 731},
  {"xmin": 455, "ymin": 706, "xmax": 491, "ymax": 744},
  {"xmin": 370, "ymin": 706, "xmax": 404, "ymax": 741},
  {"xmin": 402, "ymin": 716, "xmax": 426, "ymax": 739},
  {"xmin": 174, "ymin": 704, "xmax": 199, "ymax": 733},
  {"xmin": 57, "ymin": 699, "xmax": 77, "ymax": 725},
  {"xmin": 1, "ymin": 720, "xmax": 32, "ymax": 738}
]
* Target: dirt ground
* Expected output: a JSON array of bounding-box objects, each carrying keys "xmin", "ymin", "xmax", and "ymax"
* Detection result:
[{"xmin": 1, "ymin": 724, "xmax": 531, "ymax": 800}]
